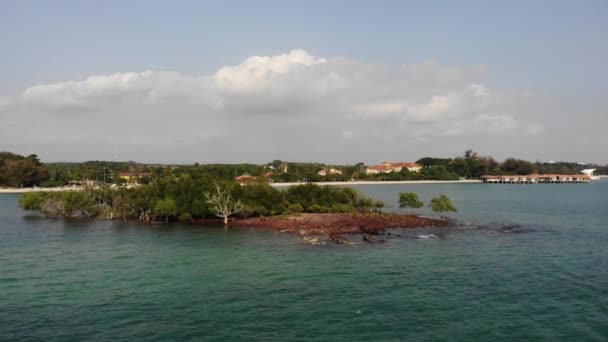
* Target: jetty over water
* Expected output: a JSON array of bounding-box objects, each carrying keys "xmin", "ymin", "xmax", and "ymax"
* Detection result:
[{"xmin": 481, "ymin": 174, "xmax": 591, "ymax": 184}]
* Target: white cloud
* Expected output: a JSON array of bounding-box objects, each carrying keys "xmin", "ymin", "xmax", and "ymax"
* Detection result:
[
  {"xmin": 214, "ymin": 49, "xmax": 326, "ymax": 94},
  {"xmin": 527, "ymin": 124, "xmax": 543, "ymax": 135},
  {"xmin": 18, "ymin": 71, "xmax": 220, "ymax": 111},
  {"xmin": 0, "ymin": 49, "xmax": 544, "ymax": 162}
]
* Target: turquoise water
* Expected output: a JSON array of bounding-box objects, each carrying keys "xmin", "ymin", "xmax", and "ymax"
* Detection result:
[{"xmin": 1, "ymin": 181, "xmax": 608, "ymax": 341}]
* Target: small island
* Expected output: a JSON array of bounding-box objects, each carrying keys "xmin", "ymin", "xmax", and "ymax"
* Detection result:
[{"xmin": 18, "ymin": 174, "xmax": 458, "ymax": 245}]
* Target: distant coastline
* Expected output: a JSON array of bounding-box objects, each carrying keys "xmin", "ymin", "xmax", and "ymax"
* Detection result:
[
  {"xmin": 0, "ymin": 186, "xmax": 84, "ymax": 194},
  {"xmin": 0, "ymin": 180, "xmax": 481, "ymax": 193},
  {"xmin": 270, "ymin": 180, "xmax": 482, "ymax": 187},
  {"xmin": 3, "ymin": 177, "xmax": 605, "ymax": 193}
]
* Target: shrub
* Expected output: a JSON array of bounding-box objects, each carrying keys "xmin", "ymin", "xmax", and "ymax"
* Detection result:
[
  {"xmin": 356, "ymin": 197, "xmax": 374, "ymax": 211},
  {"xmin": 330, "ymin": 203, "xmax": 354, "ymax": 213},
  {"xmin": 398, "ymin": 192, "xmax": 424, "ymax": 212},
  {"xmin": 429, "ymin": 195, "xmax": 457, "ymax": 214},
  {"xmin": 154, "ymin": 197, "xmax": 177, "ymax": 223},
  {"xmin": 287, "ymin": 203, "xmax": 304, "ymax": 213},
  {"xmin": 251, "ymin": 205, "xmax": 269, "ymax": 217},
  {"xmin": 307, "ymin": 204, "xmax": 330, "ymax": 213},
  {"xmin": 374, "ymin": 200, "xmax": 385, "ymax": 212},
  {"xmin": 62, "ymin": 191, "xmax": 97, "ymax": 217},
  {"xmin": 179, "ymin": 212, "xmax": 192, "ymax": 221},
  {"xmin": 19, "ymin": 192, "xmax": 47, "ymax": 211}
]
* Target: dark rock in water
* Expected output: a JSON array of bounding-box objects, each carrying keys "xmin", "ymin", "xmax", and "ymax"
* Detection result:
[
  {"xmin": 330, "ymin": 234, "xmax": 353, "ymax": 245},
  {"xmin": 363, "ymin": 234, "xmax": 375, "ymax": 243},
  {"xmin": 363, "ymin": 234, "xmax": 386, "ymax": 244},
  {"xmin": 492, "ymin": 224, "xmax": 536, "ymax": 234},
  {"xmin": 500, "ymin": 224, "xmax": 520, "ymax": 231}
]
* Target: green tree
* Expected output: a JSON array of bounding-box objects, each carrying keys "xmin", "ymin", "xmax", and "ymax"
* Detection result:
[
  {"xmin": 501, "ymin": 158, "xmax": 537, "ymax": 175},
  {"xmin": 398, "ymin": 192, "xmax": 424, "ymax": 213},
  {"xmin": 154, "ymin": 197, "xmax": 177, "ymax": 223},
  {"xmin": 0, "ymin": 153, "xmax": 49, "ymax": 187},
  {"xmin": 429, "ymin": 195, "xmax": 457, "ymax": 215},
  {"xmin": 62, "ymin": 191, "xmax": 97, "ymax": 217},
  {"xmin": 287, "ymin": 203, "xmax": 304, "ymax": 213},
  {"xmin": 19, "ymin": 192, "xmax": 47, "ymax": 210},
  {"xmin": 112, "ymin": 189, "xmax": 135, "ymax": 221}
]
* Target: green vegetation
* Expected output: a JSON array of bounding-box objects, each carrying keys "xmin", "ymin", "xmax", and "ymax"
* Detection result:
[
  {"xmin": 416, "ymin": 150, "xmax": 608, "ymax": 177},
  {"xmin": 398, "ymin": 192, "xmax": 424, "ymax": 213},
  {"xmin": 19, "ymin": 176, "xmax": 382, "ymax": 224},
  {"xmin": 0, "ymin": 152, "xmax": 49, "ymax": 187},
  {"xmin": 18, "ymin": 191, "xmax": 97, "ymax": 218},
  {"xmin": 3, "ymin": 149, "xmax": 606, "ymax": 190},
  {"xmin": 154, "ymin": 198, "xmax": 177, "ymax": 223},
  {"xmin": 429, "ymin": 195, "xmax": 458, "ymax": 215}
]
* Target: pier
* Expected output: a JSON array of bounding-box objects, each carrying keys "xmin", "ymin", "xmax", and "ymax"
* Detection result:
[{"xmin": 481, "ymin": 174, "xmax": 591, "ymax": 184}]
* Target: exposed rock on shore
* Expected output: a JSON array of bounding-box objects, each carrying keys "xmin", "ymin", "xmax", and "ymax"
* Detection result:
[{"xmin": 238, "ymin": 213, "xmax": 449, "ymax": 244}]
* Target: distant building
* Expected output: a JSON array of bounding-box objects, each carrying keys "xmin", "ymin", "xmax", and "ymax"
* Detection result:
[
  {"xmin": 118, "ymin": 172, "xmax": 152, "ymax": 184},
  {"xmin": 481, "ymin": 174, "xmax": 591, "ymax": 184},
  {"xmin": 68, "ymin": 180, "xmax": 99, "ymax": 187},
  {"xmin": 235, "ymin": 174, "xmax": 256, "ymax": 184},
  {"xmin": 318, "ymin": 168, "xmax": 342, "ymax": 176},
  {"xmin": 580, "ymin": 169, "xmax": 599, "ymax": 181},
  {"xmin": 365, "ymin": 161, "xmax": 421, "ymax": 174}
]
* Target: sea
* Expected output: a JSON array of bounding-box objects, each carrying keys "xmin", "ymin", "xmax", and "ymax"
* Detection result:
[{"xmin": 1, "ymin": 180, "xmax": 607, "ymax": 341}]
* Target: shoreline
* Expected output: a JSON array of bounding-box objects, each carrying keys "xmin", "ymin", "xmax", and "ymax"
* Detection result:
[
  {"xmin": 0, "ymin": 186, "xmax": 84, "ymax": 194},
  {"xmin": 0, "ymin": 180, "xmax": 481, "ymax": 193},
  {"xmin": 270, "ymin": 179, "xmax": 482, "ymax": 187},
  {"xmin": 3, "ymin": 177, "xmax": 603, "ymax": 193}
]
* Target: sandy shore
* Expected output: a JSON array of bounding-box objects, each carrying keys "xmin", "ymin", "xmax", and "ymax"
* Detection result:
[
  {"xmin": 270, "ymin": 179, "xmax": 482, "ymax": 187},
  {"xmin": 0, "ymin": 186, "xmax": 84, "ymax": 194}
]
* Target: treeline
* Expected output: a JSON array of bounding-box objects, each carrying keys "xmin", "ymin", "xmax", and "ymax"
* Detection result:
[
  {"xmin": 416, "ymin": 152, "xmax": 528, "ymax": 178},
  {"xmin": 0, "ymin": 152, "xmax": 49, "ymax": 187},
  {"xmin": 45, "ymin": 161, "xmax": 136, "ymax": 186},
  {"xmin": 534, "ymin": 161, "xmax": 607, "ymax": 175},
  {"xmin": 3, "ymin": 150, "xmax": 607, "ymax": 189},
  {"xmin": 416, "ymin": 150, "xmax": 607, "ymax": 177},
  {"xmin": 19, "ymin": 176, "xmax": 384, "ymax": 222}
]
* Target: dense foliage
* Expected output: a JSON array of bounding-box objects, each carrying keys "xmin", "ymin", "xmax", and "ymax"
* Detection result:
[
  {"xmin": 19, "ymin": 178, "xmax": 382, "ymax": 222},
  {"xmin": 429, "ymin": 195, "xmax": 458, "ymax": 214},
  {"xmin": 416, "ymin": 151, "xmax": 607, "ymax": 177},
  {"xmin": 3, "ymin": 149, "xmax": 606, "ymax": 190},
  {"xmin": 0, "ymin": 152, "xmax": 49, "ymax": 187},
  {"xmin": 44, "ymin": 161, "xmax": 134, "ymax": 186},
  {"xmin": 398, "ymin": 192, "xmax": 424, "ymax": 212}
]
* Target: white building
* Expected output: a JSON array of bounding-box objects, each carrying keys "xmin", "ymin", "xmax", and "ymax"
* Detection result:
[
  {"xmin": 365, "ymin": 161, "xmax": 422, "ymax": 175},
  {"xmin": 580, "ymin": 169, "xmax": 599, "ymax": 181},
  {"xmin": 318, "ymin": 168, "xmax": 342, "ymax": 176}
]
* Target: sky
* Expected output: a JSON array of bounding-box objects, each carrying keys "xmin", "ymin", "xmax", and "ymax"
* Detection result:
[{"xmin": 1, "ymin": 0, "xmax": 607, "ymax": 164}]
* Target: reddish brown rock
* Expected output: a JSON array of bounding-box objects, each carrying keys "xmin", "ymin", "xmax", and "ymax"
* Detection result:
[{"xmin": 237, "ymin": 213, "xmax": 448, "ymax": 238}]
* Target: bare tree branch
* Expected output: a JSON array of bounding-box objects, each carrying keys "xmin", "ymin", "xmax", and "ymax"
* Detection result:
[{"xmin": 204, "ymin": 183, "xmax": 243, "ymax": 225}]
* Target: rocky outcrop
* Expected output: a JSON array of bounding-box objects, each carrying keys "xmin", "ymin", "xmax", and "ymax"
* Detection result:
[{"xmin": 238, "ymin": 213, "xmax": 448, "ymax": 245}]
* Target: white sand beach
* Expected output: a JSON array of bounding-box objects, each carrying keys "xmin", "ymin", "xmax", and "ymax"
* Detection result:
[
  {"xmin": 0, "ymin": 186, "xmax": 84, "ymax": 194},
  {"xmin": 270, "ymin": 180, "xmax": 482, "ymax": 187}
]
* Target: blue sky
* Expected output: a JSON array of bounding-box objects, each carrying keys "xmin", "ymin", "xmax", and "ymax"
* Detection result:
[{"xmin": 1, "ymin": 1, "xmax": 607, "ymax": 163}]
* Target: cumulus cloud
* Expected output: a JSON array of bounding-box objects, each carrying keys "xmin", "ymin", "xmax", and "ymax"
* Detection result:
[{"xmin": 0, "ymin": 49, "xmax": 543, "ymax": 162}]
